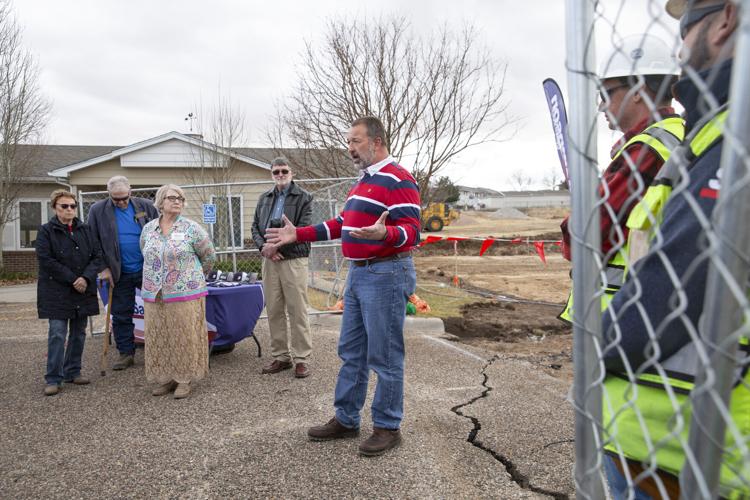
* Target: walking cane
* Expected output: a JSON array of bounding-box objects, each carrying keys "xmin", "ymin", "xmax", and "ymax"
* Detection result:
[{"xmin": 99, "ymin": 284, "xmax": 114, "ymax": 376}]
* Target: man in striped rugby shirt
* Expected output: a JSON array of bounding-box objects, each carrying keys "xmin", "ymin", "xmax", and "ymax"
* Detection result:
[{"xmin": 266, "ymin": 116, "xmax": 421, "ymax": 456}]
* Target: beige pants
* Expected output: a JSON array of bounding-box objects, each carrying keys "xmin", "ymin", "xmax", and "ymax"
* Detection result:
[{"xmin": 262, "ymin": 257, "xmax": 312, "ymax": 362}]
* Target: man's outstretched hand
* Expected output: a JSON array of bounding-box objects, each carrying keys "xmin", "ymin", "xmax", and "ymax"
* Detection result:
[
  {"xmin": 350, "ymin": 211, "xmax": 389, "ymax": 240},
  {"xmin": 265, "ymin": 215, "xmax": 298, "ymax": 246}
]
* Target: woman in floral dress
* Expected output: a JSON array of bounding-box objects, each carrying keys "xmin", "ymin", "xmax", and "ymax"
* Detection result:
[{"xmin": 140, "ymin": 184, "xmax": 216, "ymax": 399}]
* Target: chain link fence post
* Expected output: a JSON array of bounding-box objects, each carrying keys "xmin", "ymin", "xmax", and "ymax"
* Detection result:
[
  {"xmin": 566, "ymin": 0, "xmax": 605, "ymax": 498},
  {"xmin": 226, "ymin": 183, "xmax": 237, "ymax": 272}
]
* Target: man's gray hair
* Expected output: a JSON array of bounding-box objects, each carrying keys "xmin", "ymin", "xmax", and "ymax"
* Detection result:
[
  {"xmin": 107, "ymin": 175, "xmax": 131, "ymax": 193},
  {"xmin": 271, "ymin": 157, "xmax": 289, "ymax": 167}
]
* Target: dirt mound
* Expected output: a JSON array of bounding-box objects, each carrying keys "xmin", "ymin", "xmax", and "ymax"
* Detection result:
[
  {"xmin": 488, "ymin": 207, "xmax": 529, "ymax": 219},
  {"xmin": 444, "ymin": 300, "xmax": 573, "ymax": 381},
  {"xmin": 444, "ymin": 301, "xmax": 569, "ymax": 341},
  {"xmin": 451, "ymin": 212, "xmax": 482, "ymax": 227}
]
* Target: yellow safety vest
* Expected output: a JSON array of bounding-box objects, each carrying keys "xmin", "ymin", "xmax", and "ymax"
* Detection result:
[
  {"xmin": 602, "ymin": 106, "xmax": 750, "ymax": 499},
  {"xmin": 559, "ymin": 116, "xmax": 686, "ymax": 323}
]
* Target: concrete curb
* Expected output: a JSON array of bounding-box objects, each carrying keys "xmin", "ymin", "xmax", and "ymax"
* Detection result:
[{"xmin": 309, "ymin": 313, "xmax": 445, "ymax": 335}]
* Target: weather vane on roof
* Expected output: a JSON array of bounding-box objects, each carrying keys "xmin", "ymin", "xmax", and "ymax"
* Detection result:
[{"xmin": 184, "ymin": 112, "xmax": 197, "ymax": 132}]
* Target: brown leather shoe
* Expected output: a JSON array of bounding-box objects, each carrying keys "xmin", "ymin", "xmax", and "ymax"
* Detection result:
[
  {"xmin": 64, "ymin": 376, "xmax": 90, "ymax": 385},
  {"xmin": 261, "ymin": 359, "xmax": 293, "ymax": 374},
  {"xmin": 358, "ymin": 428, "xmax": 402, "ymax": 456},
  {"xmin": 294, "ymin": 362, "xmax": 310, "ymax": 378},
  {"xmin": 308, "ymin": 417, "xmax": 359, "ymax": 441},
  {"xmin": 43, "ymin": 385, "xmax": 61, "ymax": 396}
]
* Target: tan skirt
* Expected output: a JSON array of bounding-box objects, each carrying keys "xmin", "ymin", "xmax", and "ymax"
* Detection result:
[{"xmin": 144, "ymin": 297, "xmax": 209, "ymax": 385}]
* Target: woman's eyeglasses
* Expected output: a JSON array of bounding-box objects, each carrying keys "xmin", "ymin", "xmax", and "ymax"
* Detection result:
[
  {"xmin": 57, "ymin": 203, "xmax": 77, "ymax": 210},
  {"xmin": 166, "ymin": 195, "xmax": 185, "ymax": 203},
  {"xmin": 272, "ymin": 169, "xmax": 290, "ymax": 176}
]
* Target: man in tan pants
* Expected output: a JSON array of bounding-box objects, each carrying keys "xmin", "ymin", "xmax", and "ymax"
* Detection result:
[{"xmin": 251, "ymin": 158, "xmax": 314, "ymax": 378}]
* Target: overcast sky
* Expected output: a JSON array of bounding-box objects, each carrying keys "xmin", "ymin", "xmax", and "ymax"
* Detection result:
[{"xmin": 14, "ymin": 0, "xmax": 680, "ymax": 191}]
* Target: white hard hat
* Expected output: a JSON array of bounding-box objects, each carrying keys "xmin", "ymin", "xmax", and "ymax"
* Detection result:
[{"xmin": 598, "ymin": 34, "xmax": 680, "ymax": 80}]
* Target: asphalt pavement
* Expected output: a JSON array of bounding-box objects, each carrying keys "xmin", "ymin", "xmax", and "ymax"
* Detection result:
[{"xmin": 0, "ymin": 286, "xmax": 574, "ymax": 499}]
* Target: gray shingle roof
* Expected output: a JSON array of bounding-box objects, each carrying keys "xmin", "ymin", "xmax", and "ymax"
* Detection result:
[
  {"xmin": 16, "ymin": 144, "xmax": 120, "ymax": 181},
  {"xmin": 13, "ymin": 142, "xmax": 356, "ymax": 182}
]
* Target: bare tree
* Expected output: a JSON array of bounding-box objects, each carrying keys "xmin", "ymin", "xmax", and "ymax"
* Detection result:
[
  {"xmin": 183, "ymin": 89, "xmax": 247, "ymax": 194},
  {"xmin": 183, "ymin": 89, "xmax": 247, "ymax": 250},
  {"xmin": 541, "ymin": 166, "xmax": 561, "ymax": 191},
  {"xmin": 268, "ymin": 16, "xmax": 515, "ymax": 199},
  {"xmin": 509, "ymin": 168, "xmax": 533, "ymax": 191},
  {"xmin": 0, "ymin": 1, "xmax": 50, "ymax": 268}
]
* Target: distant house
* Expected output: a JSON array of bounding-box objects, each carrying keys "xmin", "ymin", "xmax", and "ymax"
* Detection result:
[
  {"xmin": 4, "ymin": 131, "xmax": 353, "ymax": 273},
  {"xmin": 492, "ymin": 189, "xmax": 570, "ymax": 209},
  {"xmin": 455, "ymin": 185, "xmax": 570, "ymax": 211},
  {"xmin": 456, "ymin": 185, "xmax": 503, "ymax": 210}
]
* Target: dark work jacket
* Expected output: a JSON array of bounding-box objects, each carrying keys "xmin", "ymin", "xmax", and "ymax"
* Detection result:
[
  {"xmin": 36, "ymin": 216, "xmax": 103, "ymax": 319},
  {"xmin": 251, "ymin": 181, "xmax": 312, "ymax": 259},
  {"xmin": 87, "ymin": 197, "xmax": 158, "ymax": 283}
]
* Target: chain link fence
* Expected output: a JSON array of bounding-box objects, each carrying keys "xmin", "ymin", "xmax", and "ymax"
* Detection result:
[
  {"xmin": 565, "ymin": 1, "xmax": 750, "ymax": 498},
  {"xmin": 80, "ymin": 177, "xmax": 357, "ymax": 308}
]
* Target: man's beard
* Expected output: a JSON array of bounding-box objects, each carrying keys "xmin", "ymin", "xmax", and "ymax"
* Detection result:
[
  {"xmin": 354, "ymin": 144, "xmax": 376, "ymax": 169},
  {"xmin": 682, "ymin": 19, "xmax": 713, "ymax": 78}
]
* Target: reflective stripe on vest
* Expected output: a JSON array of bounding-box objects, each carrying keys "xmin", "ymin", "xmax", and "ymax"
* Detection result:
[
  {"xmin": 611, "ymin": 116, "xmax": 685, "ymax": 163},
  {"xmin": 560, "ymin": 117, "xmax": 685, "ymax": 324}
]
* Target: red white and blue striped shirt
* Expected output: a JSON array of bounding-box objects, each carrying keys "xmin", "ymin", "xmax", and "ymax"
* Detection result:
[{"xmin": 296, "ymin": 156, "xmax": 421, "ymax": 260}]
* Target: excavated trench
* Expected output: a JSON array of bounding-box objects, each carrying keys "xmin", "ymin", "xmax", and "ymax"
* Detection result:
[{"xmin": 450, "ymin": 355, "xmax": 570, "ymax": 500}]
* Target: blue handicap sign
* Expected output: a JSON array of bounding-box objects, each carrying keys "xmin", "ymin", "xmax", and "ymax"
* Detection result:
[{"xmin": 203, "ymin": 203, "xmax": 217, "ymax": 224}]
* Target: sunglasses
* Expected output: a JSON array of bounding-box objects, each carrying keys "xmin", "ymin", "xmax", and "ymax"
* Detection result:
[
  {"xmin": 680, "ymin": 3, "xmax": 724, "ymax": 39},
  {"xmin": 57, "ymin": 203, "xmax": 77, "ymax": 210},
  {"xmin": 598, "ymin": 83, "xmax": 630, "ymax": 103},
  {"xmin": 111, "ymin": 195, "xmax": 130, "ymax": 202},
  {"xmin": 166, "ymin": 195, "xmax": 185, "ymax": 203},
  {"xmin": 272, "ymin": 169, "xmax": 290, "ymax": 176}
]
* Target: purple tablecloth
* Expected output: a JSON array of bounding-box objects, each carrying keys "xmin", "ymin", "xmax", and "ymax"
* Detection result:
[
  {"xmin": 206, "ymin": 283, "xmax": 265, "ymax": 347},
  {"xmin": 98, "ymin": 281, "xmax": 265, "ymax": 347}
]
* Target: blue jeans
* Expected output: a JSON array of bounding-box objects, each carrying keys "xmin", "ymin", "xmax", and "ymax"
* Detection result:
[
  {"xmin": 604, "ymin": 455, "xmax": 654, "ymax": 500},
  {"xmin": 45, "ymin": 316, "xmax": 88, "ymax": 385},
  {"xmin": 334, "ymin": 256, "xmax": 416, "ymax": 430},
  {"xmin": 112, "ymin": 271, "xmax": 141, "ymax": 356}
]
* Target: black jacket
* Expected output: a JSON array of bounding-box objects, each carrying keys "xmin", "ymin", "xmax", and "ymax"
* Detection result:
[
  {"xmin": 36, "ymin": 216, "xmax": 103, "ymax": 319},
  {"xmin": 251, "ymin": 181, "xmax": 313, "ymax": 259},
  {"xmin": 87, "ymin": 197, "xmax": 158, "ymax": 283}
]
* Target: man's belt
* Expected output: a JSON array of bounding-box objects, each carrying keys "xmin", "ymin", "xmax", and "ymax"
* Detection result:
[{"xmin": 351, "ymin": 251, "xmax": 412, "ymax": 267}]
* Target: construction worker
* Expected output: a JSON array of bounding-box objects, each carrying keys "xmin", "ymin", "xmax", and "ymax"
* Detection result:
[
  {"xmin": 559, "ymin": 34, "xmax": 685, "ymax": 323},
  {"xmin": 601, "ymin": 1, "xmax": 748, "ymax": 498}
]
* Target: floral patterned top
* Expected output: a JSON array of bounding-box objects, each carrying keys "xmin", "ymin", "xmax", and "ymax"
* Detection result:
[{"xmin": 140, "ymin": 216, "xmax": 216, "ymax": 303}]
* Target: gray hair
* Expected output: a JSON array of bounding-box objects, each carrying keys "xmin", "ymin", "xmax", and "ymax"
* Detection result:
[
  {"xmin": 154, "ymin": 184, "xmax": 187, "ymax": 211},
  {"xmin": 351, "ymin": 116, "xmax": 389, "ymax": 149},
  {"xmin": 271, "ymin": 157, "xmax": 289, "ymax": 167},
  {"xmin": 107, "ymin": 175, "xmax": 130, "ymax": 193}
]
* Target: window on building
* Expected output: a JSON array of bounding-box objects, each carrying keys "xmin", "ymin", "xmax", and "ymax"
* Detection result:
[
  {"xmin": 19, "ymin": 201, "xmax": 54, "ymax": 249},
  {"xmin": 210, "ymin": 195, "xmax": 243, "ymax": 249}
]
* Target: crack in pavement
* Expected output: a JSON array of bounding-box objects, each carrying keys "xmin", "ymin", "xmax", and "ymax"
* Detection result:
[{"xmin": 450, "ymin": 355, "xmax": 570, "ymax": 500}]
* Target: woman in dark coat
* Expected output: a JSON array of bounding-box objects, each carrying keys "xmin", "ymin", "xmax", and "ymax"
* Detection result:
[{"xmin": 36, "ymin": 189, "xmax": 103, "ymax": 396}]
